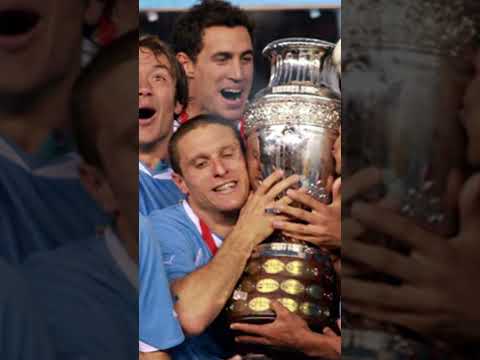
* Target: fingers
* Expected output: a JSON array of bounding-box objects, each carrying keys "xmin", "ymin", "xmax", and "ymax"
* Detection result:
[
  {"xmin": 323, "ymin": 327, "xmax": 337, "ymax": 337},
  {"xmin": 276, "ymin": 195, "xmax": 293, "ymax": 207},
  {"xmin": 234, "ymin": 335, "xmax": 272, "ymax": 345},
  {"xmin": 285, "ymin": 189, "xmax": 324, "ymax": 212},
  {"xmin": 282, "ymin": 231, "xmax": 340, "ymax": 247},
  {"xmin": 272, "ymin": 220, "xmax": 316, "ymax": 236},
  {"xmin": 230, "ymin": 322, "xmax": 269, "ymax": 337},
  {"xmin": 256, "ymin": 169, "xmax": 285, "ymax": 195},
  {"xmin": 273, "ymin": 203, "xmax": 316, "ymax": 224},
  {"xmin": 265, "ymin": 174, "xmax": 302, "ymax": 201},
  {"xmin": 270, "ymin": 299, "xmax": 291, "ymax": 317},
  {"xmin": 350, "ymin": 201, "xmax": 444, "ymax": 257},
  {"xmin": 343, "ymin": 167, "xmax": 382, "ymax": 203}
]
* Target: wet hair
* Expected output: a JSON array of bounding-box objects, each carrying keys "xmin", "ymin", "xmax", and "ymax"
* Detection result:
[
  {"xmin": 72, "ymin": 30, "xmax": 137, "ymax": 168},
  {"xmin": 139, "ymin": 35, "xmax": 188, "ymax": 109},
  {"xmin": 168, "ymin": 113, "xmax": 246, "ymax": 175},
  {"xmin": 171, "ymin": 0, "xmax": 255, "ymax": 62}
]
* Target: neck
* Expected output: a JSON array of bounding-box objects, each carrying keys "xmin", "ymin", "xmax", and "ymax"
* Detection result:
[
  {"xmin": 0, "ymin": 70, "xmax": 76, "ymax": 154},
  {"xmin": 188, "ymin": 200, "xmax": 238, "ymax": 238},
  {"xmin": 185, "ymin": 97, "xmax": 203, "ymax": 119},
  {"xmin": 139, "ymin": 134, "xmax": 171, "ymax": 170},
  {"xmin": 115, "ymin": 214, "xmax": 138, "ymax": 265}
]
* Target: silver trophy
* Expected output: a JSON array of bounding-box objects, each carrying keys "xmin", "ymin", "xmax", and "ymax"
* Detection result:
[
  {"xmin": 226, "ymin": 38, "xmax": 341, "ymax": 341},
  {"xmin": 342, "ymin": 0, "xmax": 479, "ymax": 356}
]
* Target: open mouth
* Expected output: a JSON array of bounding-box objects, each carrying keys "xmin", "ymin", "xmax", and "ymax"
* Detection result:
[
  {"xmin": 0, "ymin": 10, "xmax": 40, "ymax": 36},
  {"xmin": 213, "ymin": 181, "xmax": 238, "ymax": 193},
  {"xmin": 220, "ymin": 89, "xmax": 242, "ymax": 101},
  {"xmin": 139, "ymin": 107, "xmax": 156, "ymax": 121}
]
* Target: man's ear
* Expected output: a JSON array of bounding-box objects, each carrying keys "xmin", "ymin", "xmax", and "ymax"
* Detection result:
[
  {"xmin": 172, "ymin": 172, "xmax": 189, "ymax": 196},
  {"xmin": 79, "ymin": 162, "xmax": 118, "ymax": 214},
  {"xmin": 176, "ymin": 52, "xmax": 195, "ymax": 78}
]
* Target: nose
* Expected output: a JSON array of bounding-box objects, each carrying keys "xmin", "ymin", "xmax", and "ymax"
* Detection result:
[
  {"xmin": 139, "ymin": 84, "xmax": 152, "ymax": 97},
  {"xmin": 212, "ymin": 158, "xmax": 228, "ymax": 177},
  {"xmin": 228, "ymin": 58, "xmax": 244, "ymax": 82},
  {"xmin": 139, "ymin": 75, "xmax": 152, "ymax": 97}
]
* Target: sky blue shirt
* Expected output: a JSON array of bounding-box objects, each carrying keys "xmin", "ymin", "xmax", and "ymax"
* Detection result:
[
  {"xmin": 21, "ymin": 229, "xmax": 137, "ymax": 360},
  {"xmin": 139, "ymin": 161, "xmax": 184, "ymax": 216},
  {"xmin": 148, "ymin": 203, "xmax": 235, "ymax": 360},
  {"xmin": 0, "ymin": 137, "xmax": 108, "ymax": 264},
  {"xmin": 140, "ymin": 214, "xmax": 184, "ymax": 351}
]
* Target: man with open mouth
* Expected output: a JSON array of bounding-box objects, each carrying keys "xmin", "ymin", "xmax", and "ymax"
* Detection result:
[
  {"xmin": 171, "ymin": 0, "xmax": 254, "ymax": 127},
  {"xmin": 139, "ymin": 35, "xmax": 189, "ymax": 215},
  {"xmin": 0, "ymin": 1, "xmax": 108, "ymax": 264}
]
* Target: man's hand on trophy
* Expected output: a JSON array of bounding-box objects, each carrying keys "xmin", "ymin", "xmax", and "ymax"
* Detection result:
[
  {"xmin": 343, "ymin": 173, "xmax": 480, "ymax": 344},
  {"xmin": 234, "ymin": 170, "xmax": 300, "ymax": 247},
  {"xmin": 271, "ymin": 177, "xmax": 341, "ymax": 248},
  {"xmin": 231, "ymin": 301, "xmax": 340, "ymax": 360}
]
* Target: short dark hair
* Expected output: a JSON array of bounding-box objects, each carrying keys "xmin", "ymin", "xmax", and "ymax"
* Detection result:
[
  {"xmin": 139, "ymin": 35, "xmax": 188, "ymax": 110},
  {"xmin": 171, "ymin": 0, "xmax": 255, "ymax": 62},
  {"xmin": 168, "ymin": 114, "xmax": 246, "ymax": 175},
  {"xmin": 72, "ymin": 30, "xmax": 138, "ymax": 169}
]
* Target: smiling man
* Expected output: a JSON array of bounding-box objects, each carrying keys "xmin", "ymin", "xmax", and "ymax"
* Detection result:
[
  {"xmin": 171, "ymin": 0, "xmax": 254, "ymax": 124},
  {"xmin": 138, "ymin": 35, "xmax": 188, "ymax": 214},
  {"xmin": 146, "ymin": 114, "xmax": 300, "ymax": 359}
]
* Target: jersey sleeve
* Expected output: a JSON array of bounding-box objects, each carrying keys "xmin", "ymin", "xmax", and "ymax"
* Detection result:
[{"xmin": 148, "ymin": 211, "xmax": 198, "ymax": 282}]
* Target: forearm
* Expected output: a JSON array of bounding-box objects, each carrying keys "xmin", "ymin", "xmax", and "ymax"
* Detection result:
[
  {"xmin": 172, "ymin": 227, "xmax": 256, "ymax": 335},
  {"xmin": 296, "ymin": 329, "xmax": 340, "ymax": 360},
  {"xmin": 139, "ymin": 351, "xmax": 171, "ymax": 360}
]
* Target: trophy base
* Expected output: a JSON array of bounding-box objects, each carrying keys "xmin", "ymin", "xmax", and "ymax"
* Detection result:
[{"xmin": 226, "ymin": 239, "xmax": 339, "ymax": 336}]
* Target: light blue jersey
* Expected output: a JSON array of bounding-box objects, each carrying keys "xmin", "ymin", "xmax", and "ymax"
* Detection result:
[
  {"xmin": 148, "ymin": 202, "xmax": 234, "ymax": 360},
  {"xmin": 140, "ymin": 215, "xmax": 184, "ymax": 351},
  {"xmin": 0, "ymin": 137, "xmax": 108, "ymax": 264},
  {"xmin": 21, "ymin": 228, "xmax": 137, "ymax": 360},
  {"xmin": 0, "ymin": 259, "xmax": 54, "ymax": 360},
  {"xmin": 139, "ymin": 161, "xmax": 184, "ymax": 215}
]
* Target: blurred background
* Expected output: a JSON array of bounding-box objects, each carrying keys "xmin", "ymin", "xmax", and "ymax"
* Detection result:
[{"xmin": 139, "ymin": 0, "xmax": 340, "ymax": 95}]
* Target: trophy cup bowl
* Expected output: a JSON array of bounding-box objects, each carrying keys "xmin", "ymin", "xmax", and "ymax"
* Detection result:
[{"xmin": 226, "ymin": 38, "xmax": 341, "ymax": 335}]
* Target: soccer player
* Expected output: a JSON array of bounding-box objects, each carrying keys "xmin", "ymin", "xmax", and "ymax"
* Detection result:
[
  {"xmin": 138, "ymin": 35, "xmax": 188, "ymax": 214},
  {"xmin": 147, "ymin": 114, "xmax": 300, "ymax": 359},
  {"xmin": 171, "ymin": 0, "xmax": 254, "ymax": 124}
]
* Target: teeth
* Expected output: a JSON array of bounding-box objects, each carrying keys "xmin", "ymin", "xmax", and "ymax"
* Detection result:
[
  {"xmin": 221, "ymin": 89, "xmax": 242, "ymax": 100},
  {"xmin": 214, "ymin": 181, "xmax": 236, "ymax": 192}
]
